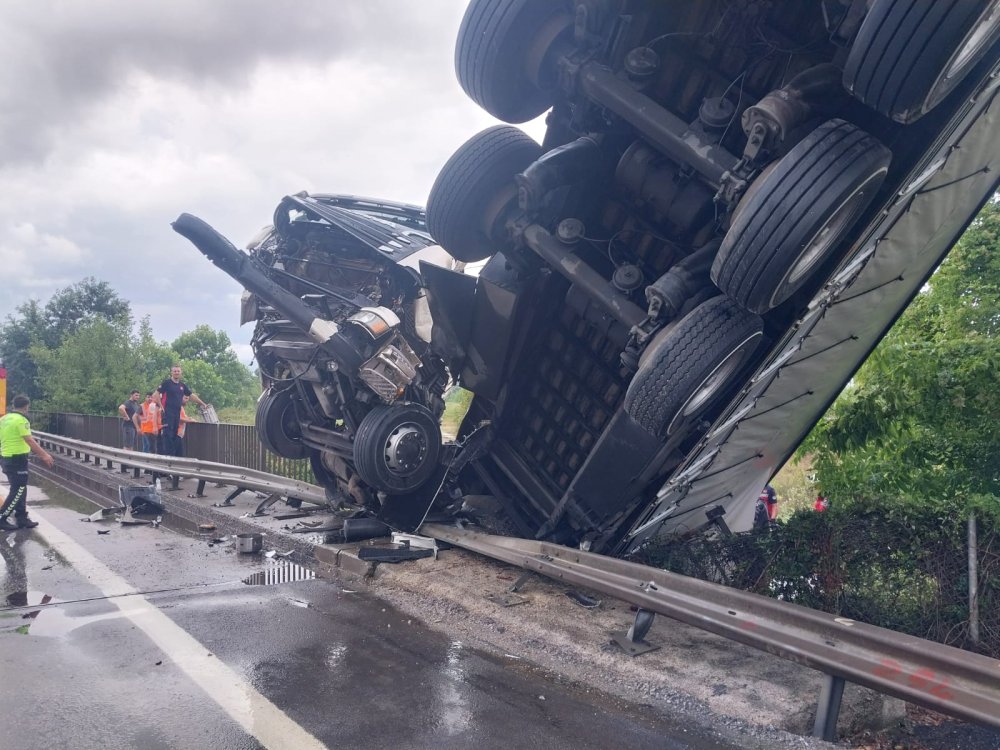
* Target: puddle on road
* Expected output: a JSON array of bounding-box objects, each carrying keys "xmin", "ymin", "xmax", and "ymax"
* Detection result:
[
  {"xmin": 242, "ymin": 562, "xmax": 315, "ymax": 586},
  {"xmin": 1, "ymin": 589, "xmax": 136, "ymax": 638},
  {"xmin": 31, "ymin": 475, "xmax": 319, "ymax": 589}
]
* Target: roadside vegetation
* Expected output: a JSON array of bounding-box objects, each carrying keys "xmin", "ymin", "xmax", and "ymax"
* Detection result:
[{"xmin": 0, "ymin": 277, "xmax": 259, "ymax": 417}]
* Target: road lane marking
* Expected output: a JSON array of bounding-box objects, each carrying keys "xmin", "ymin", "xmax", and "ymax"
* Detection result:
[{"xmin": 33, "ymin": 511, "xmax": 330, "ymax": 750}]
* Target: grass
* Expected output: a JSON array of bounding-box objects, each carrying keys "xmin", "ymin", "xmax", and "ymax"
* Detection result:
[{"xmin": 441, "ymin": 387, "xmax": 474, "ymax": 440}]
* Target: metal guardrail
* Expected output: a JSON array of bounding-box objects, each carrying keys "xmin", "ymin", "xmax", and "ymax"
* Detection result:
[
  {"xmin": 32, "ymin": 412, "xmax": 314, "ymax": 484},
  {"xmin": 30, "ymin": 429, "xmax": 999, "ymax": 740},
  {"xmin": 422, "ymin": 523, "xmax": 1000, "ymax": 738},
  {"xmin": 35, "ymin": 431, "xmax": 327, "ymax": 506}
]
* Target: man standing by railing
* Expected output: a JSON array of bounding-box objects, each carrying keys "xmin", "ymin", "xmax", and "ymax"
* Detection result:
[
  {"xmin": 0, "ymin": 394, "xmax": 54, "ymax": 531},
  {"xmin": 157, "ymin": 365, "xmax": 208, "ymax": 457},
  {"xmin": 118, "ymin": 390, "xmax": 142, "ymax": 450}
]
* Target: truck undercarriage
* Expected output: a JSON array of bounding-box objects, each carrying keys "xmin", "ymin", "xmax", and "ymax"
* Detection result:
[{"xmin": 175, "ymin": 0, "xmax": 1000, "ymax": 554}]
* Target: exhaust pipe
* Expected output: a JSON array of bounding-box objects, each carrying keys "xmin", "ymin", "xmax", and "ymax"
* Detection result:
[{"xmin": 171, "ymin": 213, "xmax": 361, "ymax": 368}]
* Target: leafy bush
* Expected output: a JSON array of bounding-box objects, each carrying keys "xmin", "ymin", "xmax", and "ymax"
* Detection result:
[{"xmin": 637, "ymin": 494, "xmax": 1000, "ymax": 655}]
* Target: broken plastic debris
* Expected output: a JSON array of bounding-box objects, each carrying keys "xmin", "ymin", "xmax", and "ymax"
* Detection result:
[{"xmin": 564, "ymin": 590, "xmax": 601, "ymax": 609}]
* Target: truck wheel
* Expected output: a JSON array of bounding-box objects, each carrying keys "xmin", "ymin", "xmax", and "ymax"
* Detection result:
[
  {"xmin": 255, "ymin": 388, "xmax": 308, "ymax": 459},
  {"xmin": 844, "ymin": 0, "xmax": 1000, "ymax": 124},
  {"xmin": 712, "ymin": 120, "xmax": 890, "ymax": 314},
  {"xmin": 352, "ymin": 403, "xmax": 442, "ymax": 494},
  {"xmin": 624, "ymin": 296, "xmax": 763, "ymax": 438},
  {"xmin": 427, "ymin": 125, "xmax": 541, "ymax": 262},
  {"xmin": 456, "ymin": 0, "xmax": 573, "ymax": 123}
]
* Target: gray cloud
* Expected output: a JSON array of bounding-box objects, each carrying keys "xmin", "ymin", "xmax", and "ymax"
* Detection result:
[
  {"xmin": 0, "ymin": 1, "xmax": 461, "ymax": 164},
  {"xmin": 0, "ymin": 1, "xmax": 544, "ymax": 364}
]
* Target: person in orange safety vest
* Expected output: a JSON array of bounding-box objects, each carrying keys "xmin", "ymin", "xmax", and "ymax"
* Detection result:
[{"xmin": 139, "ymin": 391, "xmax": 162, "ymax": 453}]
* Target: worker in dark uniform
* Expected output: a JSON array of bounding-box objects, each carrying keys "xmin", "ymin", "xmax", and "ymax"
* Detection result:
[
  {"xmin": 0, "ymin": 394, "xmax": 55, "ymax": 531},
  {"xmin": 157, "ymin": 365, "xmax": 208, "ymax": 457}
]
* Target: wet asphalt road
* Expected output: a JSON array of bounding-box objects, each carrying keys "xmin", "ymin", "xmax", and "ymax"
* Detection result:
[{"xmin": 0, "ymin": 482, "xmax": 743, "ymax": 750}]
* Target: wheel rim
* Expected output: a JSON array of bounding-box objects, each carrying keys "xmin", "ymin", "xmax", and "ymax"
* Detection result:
[
  {"xmin": 668, "ymin": 331, "xmax": 763, "ymax": 436},
  {"xmin": 383, "ymin": 422, "xmax": 429, "ymax": 477},
  {"xmin": 930, "ymin": 0, "xmax": 1000, "ymax": 110},
  {"xmin": 770, "ymin": 168, "xmax": 887, "ymax": 309},
  {"xmin": 523, "ymin": 12, "xmax": 573, "ymax": 90}
]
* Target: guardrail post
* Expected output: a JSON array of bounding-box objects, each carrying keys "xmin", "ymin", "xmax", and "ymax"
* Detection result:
[
  {"xmin": 812, "ymin": 674, "xmax": 845, "ymax": 742},
  {"xmin": 968, "ymin": 512, "xmax": 980, "ymax": 646}
]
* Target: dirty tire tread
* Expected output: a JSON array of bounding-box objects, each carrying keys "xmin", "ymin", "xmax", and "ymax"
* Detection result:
[
  {"xmin": 427, "ymin": 125, "xmax": 541, "ymax": 262},
  {"xmin": 456, "ymin": 0, "xmax": 564, "ymax": 122},
  {"xmin": 624, "ymin": 297, "xmax": 762, "ymax": 437},
  {"xmin": 712, "ymin": 119, "xmax": 890, "ymax": 313},
  {"xmin": 844, "ymin": 0, "xmax": 995, "ymax": 123}
]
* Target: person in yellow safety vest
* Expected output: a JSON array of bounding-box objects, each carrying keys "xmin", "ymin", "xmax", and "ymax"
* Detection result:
[
  {"xmin": 139, "ymin": 391, "xmax": 162, "ymax": 454},
  {"xmin": 0, "ymin": 394, "xmax": 54, "ymax": 531}
]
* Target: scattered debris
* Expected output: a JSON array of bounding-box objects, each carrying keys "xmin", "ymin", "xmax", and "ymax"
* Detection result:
[
  {"xmin": 565, "ymin": 590, "xmax": 602, "ymax": 609},
  {"xmin": 357, "ymin": 546, "xmax": 434, "ymax": 564},
  {"xmin": 41, "ymin": 565, "xmax": 52, "ymax": 571},
  {"xmin": 155, "ymin": 660, "xmax": 162, "ymax": 666},
  {"xmin": 118, "ymin": 485, "xmax": 165, "ymax": 514},
  {"xmin": 263, "ymin": 549, "xmax": 294, "ymax": 559},
  {"xmin": 485, "ymin": 591, "xmax": 530, "ymax": 608},
  {"xmin": 341, "ymin": 517, "xmax": 390, "ymax": 542},
  {"xmin": 97, "ymin": 530, "xmax": 111, "ymax": 535},
  {"xmin": 237, "ymin": 533, "xmax": 263, "ymax": 554},
  {"xmin": 82, "ymin": 508, "xmax": 120, "ymax": 522},
  {"xmin": 391, "ymin": 532, "xmax": 440, "ymax": 560},
  {"xmin": 198, "ymin": 523, "xmax": 216, "ymax": 532},
  {"xmin": 273, "ymin": 511, "xmax": 311, "ymax": 521},
  {"xmin": 291, "ymin": 521, "xmax": 344, "ymax": 534}
]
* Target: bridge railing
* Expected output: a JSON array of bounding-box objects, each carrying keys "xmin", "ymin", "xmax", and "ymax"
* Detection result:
[{"xmin": 31, "ymin": 411, "xmax": 315, "ymax": 484}]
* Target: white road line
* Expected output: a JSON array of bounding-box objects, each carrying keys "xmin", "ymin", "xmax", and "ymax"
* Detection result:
[{"xmin": 32, "ymin": 510, "xmax": 330, "ymax": 750}]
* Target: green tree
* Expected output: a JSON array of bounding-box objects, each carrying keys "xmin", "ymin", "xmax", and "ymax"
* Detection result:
[
  {"xmin": 170, "ymin": 325, "xmax": 257, "ymax": 409},
  {"xmin": 805, "ymin": 199, "xmax": 1000, "ymax": 501},
  {"xmin": 0, "ymin": 278, "xmax": 130, "ymax": 400},
  {"xmin": 31, "ymin": 318, "xmax": 137, "ymax": 415}
]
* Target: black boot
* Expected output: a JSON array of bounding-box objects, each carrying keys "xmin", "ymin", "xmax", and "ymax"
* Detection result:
[
  {"xmin": 0, "ymin": 518, "xmax": 18, "ymax": 532},
  {"xmin": 15, "ymin": 516, "xmax": 38, "ymax": 529}
]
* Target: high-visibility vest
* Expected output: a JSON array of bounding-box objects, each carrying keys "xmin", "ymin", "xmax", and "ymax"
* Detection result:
[
  {"xmin": 140, "ymin": 403, "xmax": 162, "ymax": 435},
  {"xmin": 178, "ymin": 409, "xmax": 192, "ymax": 438}
]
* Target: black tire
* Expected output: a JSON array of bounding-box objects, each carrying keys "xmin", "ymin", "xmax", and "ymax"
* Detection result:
[
  {"xmin": 255, "ymin": 388, "xmax": 307, "ymax": 460},
  {"xmin": 352, "ymin": 403, "xmax": 442, "ymax": 494},
  {"xmin": 712, "ymin": 120, "xmax": 890, "ymax": 314},
  {"xmin": 844, "ymin": 0, "xmax": 1000, "ymax": 124},
  {"xmin": 456, "ymin": 0, "xmax": 573, "ymax": 123},
  {"xmin": 427, "ymin": 126, "xmax": 542, "ymax": 263},
  {"xmin": 624, "ymin": 296, "xmax": 763, "ymax": 438}
]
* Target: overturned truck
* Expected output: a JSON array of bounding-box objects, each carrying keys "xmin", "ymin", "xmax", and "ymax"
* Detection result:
[{"xmin": 175, "ymin": 0, "xmax": 1000, "ymax": 554}]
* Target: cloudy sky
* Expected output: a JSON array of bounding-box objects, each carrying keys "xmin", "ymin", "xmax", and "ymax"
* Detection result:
[{"xmin": 0, "ymin": 1, "xmax": 545, "ymax": 363}]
